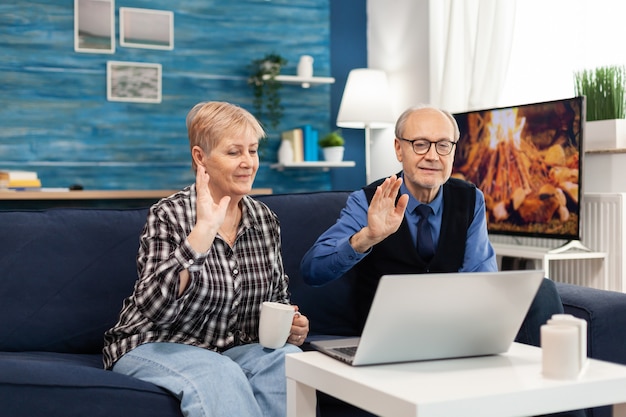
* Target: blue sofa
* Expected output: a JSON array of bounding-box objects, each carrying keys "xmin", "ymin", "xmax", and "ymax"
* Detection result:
[{"xmin": 1, "ymin": 190, "xmax": 626, "ymax": 417}]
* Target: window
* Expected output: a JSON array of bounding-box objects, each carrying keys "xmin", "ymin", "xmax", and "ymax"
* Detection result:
[{"xmin": 501, "ymin": 0, "xmax": 626, "ymax": 107}]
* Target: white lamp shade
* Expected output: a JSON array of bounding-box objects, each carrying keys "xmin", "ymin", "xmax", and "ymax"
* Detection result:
[{"xmin": 336, "ymin": 68, "xmax": 395, "ymax": 129}]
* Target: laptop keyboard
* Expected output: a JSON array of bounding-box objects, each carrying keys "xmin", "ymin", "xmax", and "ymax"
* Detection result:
[{"xmin": 333, "ymin": 345, "xmax": 358, "ymax": 357}]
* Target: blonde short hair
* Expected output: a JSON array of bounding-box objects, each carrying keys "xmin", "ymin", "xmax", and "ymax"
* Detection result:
[{"xmin": 186, "ymin": 101, "xmax": 266, "ymax": 169}]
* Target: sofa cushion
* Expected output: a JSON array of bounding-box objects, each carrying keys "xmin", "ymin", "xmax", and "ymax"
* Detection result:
[
  {"xmin": 257, "ymin": 192, "xmax": 361, "ymax": 337},
  {"xmin": 0, "ymin": 208, "xmax": 149, "ymax": 353},
  {"xmin": 0, "ymin": 351, "xmax": 181, "ymax": 417},
  {"xmin": 556, "ymin": 282, "xmax": 626, "ymax": 365}
]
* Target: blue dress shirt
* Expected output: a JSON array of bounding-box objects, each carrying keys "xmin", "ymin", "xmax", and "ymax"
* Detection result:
[{"xmin": 300, "ymin": 178, "xmax": 498, "ymax": 286}]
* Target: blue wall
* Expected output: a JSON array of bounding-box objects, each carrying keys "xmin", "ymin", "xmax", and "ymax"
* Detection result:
[
  {"xmin": 329, "ymin": 0, "xmax": 368, "ymax": 191},
  {"xmin": 0, "ymin": 0, "xmax": 367, "ymax": 193}
]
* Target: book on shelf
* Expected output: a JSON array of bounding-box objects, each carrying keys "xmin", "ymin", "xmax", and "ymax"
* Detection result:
[
  {"xmin": 301, "ymin": 125, "xmax": 319, "ymax": 162},
  {"xmin": 0, "ymin": 170, "xmax": 38, "ymax": 180},
  {"xmin": 0, "ymin": 170, "xmax": 41, "ymax": 190},
  {"xmin": 281, "ymin": 128, "xmax": 304, "ymax": 163},
  {"xmin": 8, "ymin": 179, "xmax": 42, "ymax": 189}
]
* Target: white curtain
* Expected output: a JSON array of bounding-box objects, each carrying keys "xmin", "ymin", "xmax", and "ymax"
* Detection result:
[{"xmin": 429, "ymin": 0, "xmax": 517, "ymax": 112}]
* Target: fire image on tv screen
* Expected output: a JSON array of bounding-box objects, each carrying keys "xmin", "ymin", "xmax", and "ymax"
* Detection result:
[{"xmin": 451, "ymin": 96, "xmax": 584, "ymax": 240}]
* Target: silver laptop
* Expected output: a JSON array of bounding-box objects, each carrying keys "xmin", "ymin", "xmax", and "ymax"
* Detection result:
[{"xmin": 311, "ymin": 270, "xmax": 544, "ymax": 366}]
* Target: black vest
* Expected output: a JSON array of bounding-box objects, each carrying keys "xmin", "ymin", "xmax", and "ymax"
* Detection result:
[{"xmin": 353, "ymin": 176, "xmax": 476, "ymax": 330}]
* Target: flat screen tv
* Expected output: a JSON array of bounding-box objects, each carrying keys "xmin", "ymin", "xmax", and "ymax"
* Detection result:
[{"xmin": 451, "ymin": 96, "xmax": 584, "ymax": 241}]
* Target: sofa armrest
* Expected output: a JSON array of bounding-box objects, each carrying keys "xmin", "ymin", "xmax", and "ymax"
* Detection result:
[{"xmin": 556, "ymin": 282, "xmax": 626, "ymax": 365}]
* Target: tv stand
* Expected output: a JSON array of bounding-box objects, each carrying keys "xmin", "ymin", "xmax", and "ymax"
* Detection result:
[
  {"xmin": 548, "ymin": 240, "xmax": 594, "ymax": 254},
  {"xmin": 492, "ymin": 241, "xmax": 607, "ymax": 286}
]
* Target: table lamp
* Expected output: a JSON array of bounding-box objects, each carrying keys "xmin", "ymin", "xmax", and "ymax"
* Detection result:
[{"xmin": 336, "ymin": 68, "xmax": 395, "ymax": 183}]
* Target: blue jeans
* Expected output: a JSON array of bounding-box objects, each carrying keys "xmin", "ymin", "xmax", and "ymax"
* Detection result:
[{"xmin": 112, "ymin": 342, "xmax": 302, "ymax": 417}]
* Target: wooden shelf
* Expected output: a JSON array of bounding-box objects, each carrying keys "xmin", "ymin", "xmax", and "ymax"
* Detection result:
[
  {"xmin": 270, "ymin": 161, "xmax": 355, "ymax": 171},
  {"xmin": 0, "ymin": 188, "xmax": 273, "ymax": 209},
  {"xmin": 0, "ymin": 188, "xmax": 272, "ymax": 200},
  {"xmin": 0, "ymin": 190, "xmax": 177, "ymax": 200},
  {"xmin": 263, "ymin": 74, "xmax": 335, "ymax": 88}
]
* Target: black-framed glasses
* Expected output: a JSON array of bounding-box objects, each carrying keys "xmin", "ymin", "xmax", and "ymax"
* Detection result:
[{"xmin": 398, "ymin": 138, "xmax": 457, "ymax": 156}]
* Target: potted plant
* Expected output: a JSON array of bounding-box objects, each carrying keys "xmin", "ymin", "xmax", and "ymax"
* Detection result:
[
  {"xmin": 319, "ymin": 130, "xmax": 345, "ymax": 162},
  {"xmin": 574, "ymin": 65, "xmax": 626, "ymax": 149},
  {"xmin": 248, "ymin": 53, "xmax": 287, "ymax": 130}
]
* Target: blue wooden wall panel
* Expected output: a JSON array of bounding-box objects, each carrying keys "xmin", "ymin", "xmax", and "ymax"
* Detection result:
[{"xmin": 0, "ymin": 0, "xmax": 333, "ymax": 192}]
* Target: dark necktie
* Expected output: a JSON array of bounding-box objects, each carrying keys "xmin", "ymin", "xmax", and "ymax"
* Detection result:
[{"xmin": 416, "ymin": 204, "xmax": 435, "ymax": 261}]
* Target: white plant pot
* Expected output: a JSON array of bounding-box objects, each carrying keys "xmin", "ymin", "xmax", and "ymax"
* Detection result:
[
  {"xmin": 322, "ymin": 146, "xmax": 344, "ymax": 162},
  {"xmin": 585, "ymin": 119, "xmax": 626, "ymax": 151}
]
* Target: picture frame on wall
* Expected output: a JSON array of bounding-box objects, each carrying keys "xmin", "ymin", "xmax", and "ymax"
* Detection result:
[
  {"xmin": 74, "ymin": 0, "xmax": 115, "ymax": 53},
  {"xmin": 119, "ymin": 7, "xmax": 174, "ymax": 50},
  {"xmin": 106, "ymin": 61, "xmax": 162, "ymax": 104}
]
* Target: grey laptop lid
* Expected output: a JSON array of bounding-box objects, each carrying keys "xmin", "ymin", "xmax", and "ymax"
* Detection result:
[{"xmin": 311, "ymin": 270, "xmax": 544, "ymax": 366}]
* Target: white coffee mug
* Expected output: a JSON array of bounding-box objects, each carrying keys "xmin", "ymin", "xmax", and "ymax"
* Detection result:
[{"xmin": 258, "ymin": 301, "xmax": 295, "ymax": 349}]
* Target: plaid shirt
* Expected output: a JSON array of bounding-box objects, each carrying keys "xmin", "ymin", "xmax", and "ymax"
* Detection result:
[{"xmin": 103, "ymin": 185, "xmax": 290, "ymax": 370}]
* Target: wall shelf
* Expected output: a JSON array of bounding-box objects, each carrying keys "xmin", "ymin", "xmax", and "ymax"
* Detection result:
[
  {"xmin": 270, "ymin": 161, "xmax": 355, "ymax": 171},
  {"xmin": 0, "ymin": 189, "xmax": 273, "ymax": 209},
  {"xmin": 262, "ymin": 74, "xmax": 335, "ymax": 88}
]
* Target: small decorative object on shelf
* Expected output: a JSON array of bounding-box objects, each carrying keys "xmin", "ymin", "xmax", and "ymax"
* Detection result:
[
  {"xmin": 277, "ymin": 139, "xmax": 294, "ymax": 164},
  {"xmin": 297, "ymin": 55, "xmax": 314, "ymax": 78},
  {"xmin": 319, "ymin": 130, "xmax": 345, "ymax": 162},
  {"xmin": 248, "ymin": 53, "xmax": 287, "ymax": 130},
  {"xmin": 297, "ymin": 55, "xmax": 314, "ymax": 87}
]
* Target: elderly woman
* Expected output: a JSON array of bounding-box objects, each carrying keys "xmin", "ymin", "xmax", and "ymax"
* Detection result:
[{"xmin": 103, "ymin": 101, "xmax": 309, "ymax": 417}]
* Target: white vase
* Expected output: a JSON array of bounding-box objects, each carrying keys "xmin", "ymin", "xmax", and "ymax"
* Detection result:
[
  {"xmin": 297, "ymin": 55, "xmax": 314, "ymax": 78},
  {"xmin": 278, "ymin": 140, "xmax": 294, "ymax": 164},
  {"xmin": 322, "ymin": 146, "xmax": 344, "ymax": 162}
]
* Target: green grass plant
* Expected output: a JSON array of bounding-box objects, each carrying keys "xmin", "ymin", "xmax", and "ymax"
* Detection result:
[
  {"xmin": 319, "ymin": 130, "xmax": 345, "ymax": 148},
  {"xmin": 574, "ymin": 65, "xmax": 626, "ymax": 121}
]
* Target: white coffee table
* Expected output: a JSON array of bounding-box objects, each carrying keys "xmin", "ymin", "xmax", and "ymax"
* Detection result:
[{"xmin": 286, "ymin": 342, "xmax": 626, "ymax": 417}]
